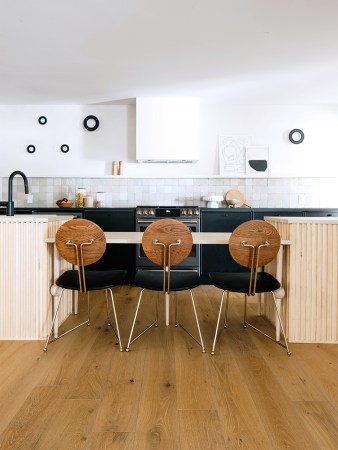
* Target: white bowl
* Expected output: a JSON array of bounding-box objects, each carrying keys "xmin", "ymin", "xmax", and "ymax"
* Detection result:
[{"xmin": 202, "ymin": 195, "xmax": 224, "ymax": 208}]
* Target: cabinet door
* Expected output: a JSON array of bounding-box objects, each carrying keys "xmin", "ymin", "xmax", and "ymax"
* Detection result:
[
  {"xmin": 252, "ymin": 209, "xmax": 304, "ymax": 220},
  {"xmin": 200, "ymin": 210, "xmax": 252, "ymax": 282},
  {"xmin": 84, "ymin": 209, "xmax": 135, "ymax": 282},
  {"xmin": 303, "ymin": 210, "xmax": 338, "ymax": 217}
]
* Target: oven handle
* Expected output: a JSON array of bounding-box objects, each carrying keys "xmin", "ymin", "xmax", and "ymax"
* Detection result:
[{"xmin": 136, "ymin": 219, "xmax": 199, "ymax": 224}]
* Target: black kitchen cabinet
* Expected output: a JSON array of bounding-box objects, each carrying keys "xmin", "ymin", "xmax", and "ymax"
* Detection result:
[
  {"xmin": 32, "ymin": 208, "xmax": 84, "ymax": 218},
  {"xmin": 84, "ymin": 209, "xmax": 135, "ymax": 283},
  {"xmin": 252, "ymin": 208, "xmax": 304, "ymax": 220},
  {"xmin": 303, "ymin": 209, "xmax": 338, "ymax": 217},
  {"xmin": 200, "ymin": 209, "xmax": 252, "ymax": 283}
]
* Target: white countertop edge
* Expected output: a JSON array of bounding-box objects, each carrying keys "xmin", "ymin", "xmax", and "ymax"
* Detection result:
[
  {"xmin": 265, "ymin": 216, "xmax": 338, "ymax": 224},
  {"xmin": 46, "ymin": 231, "xmax": 291, "ymax": 245},
  {"xmin": 0, "ymin": 215, "xmax": 75, "ymax": 223}
]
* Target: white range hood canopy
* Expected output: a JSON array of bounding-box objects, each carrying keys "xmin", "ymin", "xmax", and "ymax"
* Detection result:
[{"xmin": 136, "ymin": 97, "xmax": 200, "ymax": 163}]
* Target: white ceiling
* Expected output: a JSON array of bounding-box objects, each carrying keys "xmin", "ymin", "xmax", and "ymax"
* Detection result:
[{"xmin": 1, "ymin": 0, "xmax": 338, "ymax": 105}]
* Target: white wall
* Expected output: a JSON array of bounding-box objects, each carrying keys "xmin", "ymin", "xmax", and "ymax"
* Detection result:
[
  {"xmin": 0, "ymin": 105, "xmax": 135, "ymax": 177},
  {"xmin": 1, "ymin": 103, "xmax": 338, "ymax": 177}
]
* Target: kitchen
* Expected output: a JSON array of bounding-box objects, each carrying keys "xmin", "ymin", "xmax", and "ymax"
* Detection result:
[{"xmin": 1, "ymin": 1, "xmax": 338, "ymax": 448}]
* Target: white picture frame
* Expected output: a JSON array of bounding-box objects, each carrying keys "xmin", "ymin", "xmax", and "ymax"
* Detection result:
[{"xmin": 219, "ymin": 135, "xmax": 251, "ymax": 176}]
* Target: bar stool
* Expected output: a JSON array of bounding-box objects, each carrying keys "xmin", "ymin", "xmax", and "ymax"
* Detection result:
[
  {"xmin": 44, "ymin": 219, "xmax": 126, "ymax": 352},
  {"xmin": 209, "ymin": 220, "xmax": 291, "ymax": 355},
  {"xmin": 126, "ymin": 218, "xmax": 205, "ymax": 352}
]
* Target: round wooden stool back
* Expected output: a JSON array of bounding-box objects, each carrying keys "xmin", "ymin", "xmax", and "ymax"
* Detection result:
[
  {"xmin": 229, "ymin": 220, "xmax": 281, "ymax": 268},
  {"xmin": 55, "ymin": 218, "xmax": 106, "ymax": 266},
  {"xmin": 142, "ymin": 219, "xmax": 193, "ymax": 266}
]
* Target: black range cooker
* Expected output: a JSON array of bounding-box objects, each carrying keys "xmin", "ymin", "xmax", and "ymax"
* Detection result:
[{"xmin": 135, "ymin": 206, "xmax": 200, "ymax": 272}]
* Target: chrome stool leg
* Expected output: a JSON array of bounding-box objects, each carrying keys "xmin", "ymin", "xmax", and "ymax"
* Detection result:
[
  {"xmin": 175, "ymin": 290, "xmax": 206, "ymax": 352},
  {"xmin": 211, "ymin": 290, "xmax": 226, "ymax": 355},
  {"xmin": 126, "ymin": 288, "xmax": 158, "ymax": 351},
  {"xmin": 44, "ymin": 289, "xmax": 90, "ymax": 351},
  {"xmin": 106, "ymin": 288, "xmax": 123, "ymax": 352}
]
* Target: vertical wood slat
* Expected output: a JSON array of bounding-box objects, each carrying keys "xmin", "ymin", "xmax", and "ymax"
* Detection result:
[
  {"xmin": 266, "ymin": 219, "xmax": 338, "ymax": 343},
  {"xmin": 0, "ymin": 217, "xmax": 72, "ymax": 339}
]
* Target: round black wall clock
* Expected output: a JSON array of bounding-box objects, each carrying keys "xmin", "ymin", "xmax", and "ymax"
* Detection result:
[
  {"xmin": 27, "ymin": 145, "xmax": 36, "ymax": 153},
  {"xmin": 60, "ymin": 144, "xmax": 69, "ymax": 153},
  {"xmin": 289, "ymin": 129, "xmax": 304, "ymax": 144},
  {"xmin": 83, "ymin": 115, "xmax": 99, "ymax": 131},
  {"xmin": 38, "ymin": 116, "xmax": 47, "ymax": 125}
]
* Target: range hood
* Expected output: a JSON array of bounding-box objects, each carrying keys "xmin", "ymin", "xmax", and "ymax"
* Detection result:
[{"xmin": 136, "ymin": 97, "xmax": 200, "ymax": 163}]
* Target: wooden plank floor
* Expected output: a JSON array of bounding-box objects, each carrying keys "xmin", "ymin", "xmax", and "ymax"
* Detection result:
[{"xmin": 0, "ymin": 285, "xmax": 337, "ymax": 449}]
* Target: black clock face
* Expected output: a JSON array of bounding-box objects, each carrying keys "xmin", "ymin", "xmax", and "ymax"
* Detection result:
[
  {"xmin": 38, "ymin": 116, "xmax": 47, "ymax": 125},
  {"xmin": 61, "ymin": 144, "xmax": 69, "ymax": 153},
  {"xmin": 27, "ymin": 145, "xmax": 36, "ymax": 153},
  {"xmin": 289, "ymin": 129, "xmax": 304, "ymax": 144},
  {"xmin": 83, "ymin": 115, "xmax": 99, "ymax": 131}
]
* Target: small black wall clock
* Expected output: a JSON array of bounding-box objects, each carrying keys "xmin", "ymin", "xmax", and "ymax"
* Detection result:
[
  {"xmin": 38, "ymin": 116, "xmax": 47, "ymax": 125},
  {"xmin": 289, "ymin": 129, "xmax": 304, "ymax": 144},
  {"xmin": 60, "ymin": 144, "xmax": 69, "ymax": 153},
  {"xmin": 27, "ymin": 145, "xmax": 36, "ymax": 153},
  {"xmin": 83, "ymin": 115, "xmax": 99, "ymax": 131}
]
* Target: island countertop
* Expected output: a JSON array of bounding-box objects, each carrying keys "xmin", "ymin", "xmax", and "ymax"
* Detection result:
[
  {"xmin": 0, "ymin": 215, "xmax": 75, "ymax": 222},
  {"xmin": 264, "ymin": 216, "xmax": 338, "ymax": 224}
]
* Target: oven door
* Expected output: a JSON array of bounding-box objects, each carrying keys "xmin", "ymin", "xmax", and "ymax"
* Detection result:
[{"xmin": 136, "ymin": 219, "xmax": 200, "ymax": 270}]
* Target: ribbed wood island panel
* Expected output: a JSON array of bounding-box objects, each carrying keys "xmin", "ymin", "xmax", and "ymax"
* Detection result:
[
  {"xmin": 0, "ymin": 216, "xmax": 72, "ymax": 339},
  {"xmin": 265, "ymin": 217, "xmax": 338, "ymax": 343}
]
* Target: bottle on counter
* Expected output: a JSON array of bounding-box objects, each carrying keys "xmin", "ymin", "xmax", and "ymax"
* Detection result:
[
  {"xmin": 118, "ymin": 161, "xmax": 123, "ymax": 175},
  {"xmin": 112, "ymin": 161, "xmax": 118, "ymax": 175},
  {"xmin": 77, "ymin": 188, "xmax": 86, "ymax": 208},
  {"xmin": 96, "ymin": 192, "xmax": 105, "ymax": 207},
  {"xmin": 83, "ymin": 196, "xmax": 93, "ymax": 207}
]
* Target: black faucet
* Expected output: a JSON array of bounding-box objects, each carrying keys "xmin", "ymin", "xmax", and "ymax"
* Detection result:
[{"xmin": 0, "ymin": 171, "xmax": 29, "ymax": 216}]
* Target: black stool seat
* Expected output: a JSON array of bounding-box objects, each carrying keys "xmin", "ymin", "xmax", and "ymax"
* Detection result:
[
  {"xmin": 135, "ymin": 270, "xmax": 200, "ymax": 292},
  {"xmin": 209, "ymin": 271, "xmax": 280, "ymax": 294},
  {"xmin": 57, "ymin": 269, "xmax": 127, "ymax": 291}
]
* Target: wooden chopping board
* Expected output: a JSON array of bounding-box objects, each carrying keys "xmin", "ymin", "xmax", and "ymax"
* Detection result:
[{"xmin": 225, "ymin": 190, "xmax": 245, "ymax": 208}]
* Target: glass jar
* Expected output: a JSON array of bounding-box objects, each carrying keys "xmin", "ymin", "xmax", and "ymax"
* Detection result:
[
  {"xmin": 96, "ymin": 192, "xmax": 105, "ymax": 207},
  {"xmin": 77, "ymin": 188, "xmax": 86, "ymax": 208}
]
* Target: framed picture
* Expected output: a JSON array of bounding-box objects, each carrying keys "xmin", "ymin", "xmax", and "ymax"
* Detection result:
[
  {"xmin": 246, "ymin": 145, "xmax": 269, "ymax": 175},
  {"xmin": 219, "ymin": 135, "xmax": 251, "ymax": 176}
]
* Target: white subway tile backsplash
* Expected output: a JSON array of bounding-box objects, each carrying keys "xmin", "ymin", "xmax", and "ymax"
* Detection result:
[{"xmin": 1, "ymin": 176, "xmax": 338, "ymax": 208}]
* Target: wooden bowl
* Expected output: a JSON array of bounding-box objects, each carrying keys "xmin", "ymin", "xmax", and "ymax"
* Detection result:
[{"xmin": 56, "ymin": 201, "xmax": 74, "ymax": 208}]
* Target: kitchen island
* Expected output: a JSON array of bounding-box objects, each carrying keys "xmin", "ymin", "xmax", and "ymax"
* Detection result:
[
  {"xmin": 0, "ymin": 215, "xmax": 73, "ymax": 339},
  {"xmin": 265, "ymin": 216, "xmax": 338, "ymax": 343}
]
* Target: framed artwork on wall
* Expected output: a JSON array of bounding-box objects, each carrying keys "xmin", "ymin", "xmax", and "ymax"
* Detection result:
[
  {"xmin": 246, "ymin": 145, "xmax": 269, "ymax": 175},
  {"xmin": 218, "ymin": 135, "xmax": 251, "ymax": 176}
]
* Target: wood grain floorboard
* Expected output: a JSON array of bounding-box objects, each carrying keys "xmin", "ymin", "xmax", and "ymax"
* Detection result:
[
  {"xmin": 93, "ymin": 338, "xmax": 147, "ymax": 432},
  {"xmin": 0, "ymin": 287, "xmax": 337, "ymax": 450},
  {"xmin": 133, "ymin": 325, "xmax": 179, "ymax": 449},
  {"xmin": 88, "ymin": 431, "xmax": 135, "ymax": 449}
]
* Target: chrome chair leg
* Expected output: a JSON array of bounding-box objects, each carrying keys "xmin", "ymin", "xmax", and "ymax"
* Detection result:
[
  {"xmin": 244, "ymin": 291, "xmax": 291, "ymax": 355},
  {"xmin": 44, "ymin": 289, "xmax": 90, "ymax": 352},
  {"xmin": 176, "ymin": 290, "xmax": 206, "ymax": 352},
  {"xmin": 243, "ymin": 294, "xmax": 248, "ymax": 327},
  {"xmin": 211, "ymin": 290, "xmax": 226, "ymax": 355},
  {"xmin": 44, "ymin": 288, "xmax": 65, "ymax": 351},
  {"xmin": 272, "ymin": 292, "xmax": 291, "ymax": 355},
  {"xmin": 125, "ymin": 288, "xmax": 158, "ymax": 351},
  {"xmin": 105, "ymin": 289, "xmax": 110, "ymax": 321},
  {"xmin": 224, "ymin": 290, "xmax": 230, "ymax": 328},
  {"xmin": 106, "ymin": 288, "xmax": 123, "ymax": 352},
  {"xmin": 87, "ymin": 292, "xmax": 91, "ymax": 325}
]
